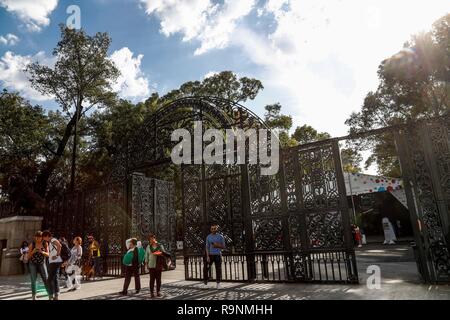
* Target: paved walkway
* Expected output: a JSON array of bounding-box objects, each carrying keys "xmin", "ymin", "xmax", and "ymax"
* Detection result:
[{"xmin": 1, "ymin": 245, "xmax": 449, "ymax": 300}]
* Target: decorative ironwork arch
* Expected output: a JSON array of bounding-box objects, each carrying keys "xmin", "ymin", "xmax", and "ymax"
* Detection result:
[
  {"xmin": 107, "ymin": 96, "xmax": 359, "ymax": 284},
  {"xmin": 109, "ymin": 96, "xmax": 271, "ymax": 181}
]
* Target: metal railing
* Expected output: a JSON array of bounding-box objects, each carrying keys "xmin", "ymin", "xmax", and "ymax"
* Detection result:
[{"xmin": 184, "ymin": 250, "xmax": 358, "ymax": 283}]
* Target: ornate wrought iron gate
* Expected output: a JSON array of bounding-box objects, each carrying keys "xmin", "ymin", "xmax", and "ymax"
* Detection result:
[
  {"xmin": 44, "ymin": 181, "xmax": 128, "ymax": 276},
  {"xmin": 43, "ymin": 173, "xmax": 176, "ymax": 276},
  {"xmin": 131, "ymin": 174, "xmax": 177, "ymax": 258},
  {"xmin": 182, "ymin": 140, "xmax": 358, "ymax": 283},
  {"xmin": 279, "ymin": 140, "xmax": 358, "ymax": 282},
  {"xmin": 37, "ymin": 96, "xmax": 450, "ymax": 284},
  {"xmin": 395, "ymin": 117, "xmax": 450, "ymax": 283}
]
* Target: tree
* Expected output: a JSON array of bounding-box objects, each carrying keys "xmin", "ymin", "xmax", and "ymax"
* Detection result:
[
  {"xmin": 161, "ymin": 71, "xmax": 264, "ymax": 104},
  {"xmin": 0, "ymin": 90, "xmax": 51, "ymax": 211},
  {"xmin": 340, "ymin": 148, "xmax": 363, "ymax": 173},
  {"xmin": 291, "ymin": 124, "xmax": 331, "ymax": 145},
  {"xmin": 26, "ymin": 25, "xmax": 119, "ymax": 196},
  {"xmin": 345, "ymin": 13, "xmax": 450, "ymax": 176},
  {"xmin": 263, "ymin": 103, "xmax": 297, "ymax": 147},
  {"xmin": 79, "ymin": 99, "xmax": 150, "ymax": 187},
  {"xmin": 290, "ymin": 124, "xmax": 361, "ymax": 173}
]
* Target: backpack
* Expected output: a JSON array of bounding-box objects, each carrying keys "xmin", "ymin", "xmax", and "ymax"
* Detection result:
[
  {"xmin": 122, "ymin": 250, "xmax": 134, "ymax": 266},
  {"xmin": 138, "ymin": 247, "xmax": 145, "ymax": 265},
  {"xmin": 60, "ymin": 242, "xmax": 72, "ymax": 262}
]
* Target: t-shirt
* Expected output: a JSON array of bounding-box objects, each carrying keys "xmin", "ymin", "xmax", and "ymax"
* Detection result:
[
  {"xmin": 68, "ymin": 245, "xmax": 83, "ymax": 265},
  {"xmin": 49, "ymin": 238, "xmax": 63, "ymax": 264},
  {"xmin": 89, "ymin": 240, "xmax": 101, "ymax": 257},
  {"xmin": 206, "ymin": 233, "xmax": 225, "ymax": 255}
]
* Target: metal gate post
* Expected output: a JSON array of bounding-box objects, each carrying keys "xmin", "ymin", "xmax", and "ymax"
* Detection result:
[
  {"xmin": 332, "ymin": 140, "xmax": 359, "ymax": 283},
  {"xmin": 420, "ymin": 125, "xmax": 450, "ymax": 243},
  {"xmin": 292, "ymin": 148, "xmax": 311, "ymax": 280},
  {"xmin": 394, "ymin": 129, "xmax": 432, "ymax": 282},
  {"xmin": 241, "ymin": 163, "xmax": 256, "ymax": 282},
  {"xmin": 278, "ymin": 150, "xmax": 294, "ymax": 280}
]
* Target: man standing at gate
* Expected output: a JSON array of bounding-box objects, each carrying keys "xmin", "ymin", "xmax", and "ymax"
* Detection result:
[{"xmin": 204, "ymin": 224, "xmax": 225, "ymax": 289}]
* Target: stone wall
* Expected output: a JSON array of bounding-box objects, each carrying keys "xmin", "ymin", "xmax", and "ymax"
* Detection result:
[{"xmin": 0, "ymin": 216, "xmax": 43, "ymax": 276}]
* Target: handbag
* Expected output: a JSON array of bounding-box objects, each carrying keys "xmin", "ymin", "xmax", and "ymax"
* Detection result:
[{"xmin": 156, "ymin": 255, "xmax": 168, "ymax": 271}]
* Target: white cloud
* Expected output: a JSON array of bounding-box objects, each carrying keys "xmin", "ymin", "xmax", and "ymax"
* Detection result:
[
  {"xmin": 202, "ymin": 70, "xmax": 219, "ymax": 80},
  {"xmin": 0, "ymin": 0, "xmax": 58, "ymax": 32},
  {"xmin": 0, "ymin": 51, "xmax": 55, "ymax": 101},
  {"xmin": 237, "ymin": 0, "xmax": 450, "ymax": 136},
  {"xmin": 140, "ymin": 0, "xmax": 256, "ymax": 55},
  {"xmin": 0, "ymin": 47, "xmax": 151, "ymax": 103},
  {"xmin": 110, "ymin": 47, "xmax": 151, "ymax": 100},
  {"xmin": 140, "ymin": 0, "xmax": 448, "ymax": 139},
  {"xmin": 0, "ymin": 33, "xmax": 20, "ymax": 46}
]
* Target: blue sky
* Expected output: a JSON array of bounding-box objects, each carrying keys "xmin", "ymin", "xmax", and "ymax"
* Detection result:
[{"xmin": 0, "ymin": 0, "xmax": 448, "ymax": 139}]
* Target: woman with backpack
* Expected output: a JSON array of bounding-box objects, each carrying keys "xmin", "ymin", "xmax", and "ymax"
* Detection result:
[
  {"xmin": 144, "ymin": 233, "xmax": 170, "ymax": 298},
  {"xmin": 28, "ymin": 231, "xmax": 50, "ymax": 300},
  {"xmin": 42, "ymin": 230, "xmax": 63, "ymax": 300}
]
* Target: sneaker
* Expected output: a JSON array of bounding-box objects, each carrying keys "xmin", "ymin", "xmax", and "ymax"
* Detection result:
[
  {"xmin": 119, "ymin": 291, "xmax": 127, "ymax": 296},
  {"xmin": 389, "ymin": 240, "xmax": 396, "ymax": 245},
  {"xmin": 157, "ymin": 292, "xmax": 162, "ymax": 298}
]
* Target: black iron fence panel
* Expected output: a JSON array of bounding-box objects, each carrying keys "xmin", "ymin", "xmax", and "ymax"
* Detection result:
[
  {"xmin": 41, "ymin": 175, "xmax": 177, "ymax": 277},
  {"xmin": 182, "ymin": 165, "xmax": 205, "ymax": 255},
  {"xmin": 183, "ymin": 139, "xmax": 358, "ymax": 284},
  {"xmin": 131, "ymin": 174, "xmax": 177, "ymax": 261},
  {"xmin": 273, "ymin": 140, "xmax": 357, "ymax": 283},
  {"xmin": 397, "ymin": 118, "xmax": 450, "ymax": 283},
  {"xmin": 184, "ymin": 250, "xmax": 355, "ymax": 283},
  {"xmin": 43, "ymin": 181, "xmax": 128, "ymax": 276}
]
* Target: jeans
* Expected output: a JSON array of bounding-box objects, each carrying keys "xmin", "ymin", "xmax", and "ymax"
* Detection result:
[
  {"xmin": 122, "ymin": 266, "xmax": 141, "ymax": 293},
  {"xmin": 29, "ymin": 262, "xmax": 49, "ymax": 296},
  {"xmin": 203, "ymin": 254, "xmax": 222, "ymax": 284},
  {"xmin": 47, "ymin": 262, "xmax": 62, "ymax": 297},
  {"xmin": 149, "ymin": 268, "xmax": 162, "ymax": 294},
  {"xmin": 92, "ymin": 256, "xmax": 102, "ymax": 276},
  {"xmin": 22, "ymin": 262, "xmax": 29, "ymax": 275}
]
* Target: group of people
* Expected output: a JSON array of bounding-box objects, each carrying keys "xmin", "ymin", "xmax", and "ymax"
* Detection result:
[
  {"xmin": 350, "ymin": 217, "xmax": 399, "ymax": 247},
  {"xmin": 119, "ymin": 224, "xmax": 226, "ymax": 297},
  {"xmin": 18, "ymin": 224, "xmax": 226, "ymax": 300},
  {"xmin": 19, "ymin": 231, "xmax": 102, "ymax": 300},
  {"xmin": 120, "ymin": 233, "xmax": 172, "ymax": 298}
]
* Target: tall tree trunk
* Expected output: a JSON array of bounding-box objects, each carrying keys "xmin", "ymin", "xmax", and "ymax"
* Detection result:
[
  {"xmin": 70, "ymin": 106, "xmax": 79, "ymax": 191},
  {"xmin": 34, "ymin": 113, "xmax": 78, "ymax": 198}
]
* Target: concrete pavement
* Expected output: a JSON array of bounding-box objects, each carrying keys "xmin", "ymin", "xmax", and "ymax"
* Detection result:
[{"xmin": 1, "ymin": 244, "xmax": 449, "ymax": 300}]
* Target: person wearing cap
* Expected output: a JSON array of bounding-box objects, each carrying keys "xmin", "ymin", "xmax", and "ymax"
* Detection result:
[{"xmin": 87, "ymin": 235, "xmax": 102, "ymax": 278}]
